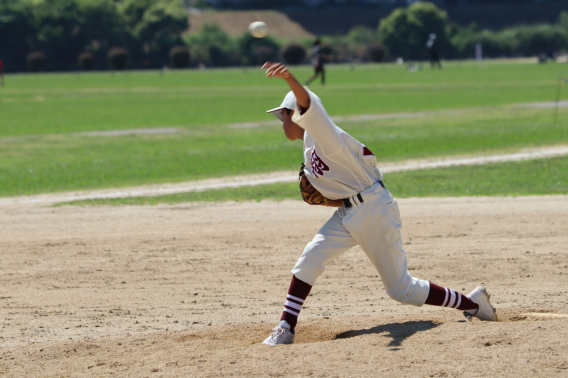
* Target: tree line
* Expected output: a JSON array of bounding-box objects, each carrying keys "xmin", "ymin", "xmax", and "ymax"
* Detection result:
[
  {"xmin": 0, "ymin": 0, "xmax": 188, "ymax": 72},
  {"xmin": 2, "ymin": 1, "xmax": 568, "ymax": 73},
  {"xmin": 378, "ymin": 2, "xmax": 568, "ymax": 61}
]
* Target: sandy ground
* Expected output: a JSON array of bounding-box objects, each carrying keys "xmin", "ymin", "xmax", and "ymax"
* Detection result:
[{"xmin": 1, "ymin": 196, "xmax": 567, "ymax": 377}]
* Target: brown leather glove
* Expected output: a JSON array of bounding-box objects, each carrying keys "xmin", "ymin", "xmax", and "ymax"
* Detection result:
[{"xmin": 299, "ymin": 163, "xmax": 343, "ymax": 207}]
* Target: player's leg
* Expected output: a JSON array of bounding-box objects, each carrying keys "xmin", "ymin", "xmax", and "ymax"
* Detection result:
[
  {"xmin": 291, "ymin": 208, "xmax": 356, "ymax": 287},
  {"xmin": 275, "ymin": 275, "xmax": 311, "ymax": 333},
  {"xmin": 347, "ymin": 189, "xmax": 429, "ymax": 306},
  {"xmin": 263, "ymin": 209, "xmax": 357, "ymax": 345},
  {"xmin": 346, "ymin": 186, "xmax": 495, "ymax": 320},
  {"xmin": 305, "ymin": 66, "xmax": 318, "ymax": 85},
  {"xmin": 433, "ymin": 52, "xmax": 441, "ymax": 69},
  {"xmin": 424, "ymin": 282, "xmax": 495, "ymax": 320},
  {"xmin": 285, "ymin": 209, "xmax": 356, "ymax": 327},
  {"xmin": 320, "ymin": 66, "xmax": 325, "ymax": 85}
]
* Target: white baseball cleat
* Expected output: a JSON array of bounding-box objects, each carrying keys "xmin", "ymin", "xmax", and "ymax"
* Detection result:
[
  {"xmin": 262, "ymin": 320, "xmax": 295, "ymax": 346},
  {"xmin": 464, "ymin": 286, "xmax": 498, "ymax": 321}
]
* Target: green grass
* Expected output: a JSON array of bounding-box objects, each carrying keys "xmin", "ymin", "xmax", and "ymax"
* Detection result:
[
  {"xmin": 387, "ymin": 155, "xmax": 568, "ymax": 197},
  {"xmin": 57, "ymin": 155, "xmax": 568, "ymax": 206},
  {"xmin": 1, "ymin": 105, "xmax": 566, "ymax": 197},
  {"xmin": 2, "ymin": 60, "xmax": 568, "ymax": 198},
  {"xmin": 1, "ymin": 61, "xmax": 567, "ymax": 136}
]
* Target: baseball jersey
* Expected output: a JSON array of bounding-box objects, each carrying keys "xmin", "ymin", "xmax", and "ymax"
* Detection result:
[
  {"xmin": 293, "ymin": 92, "xmax": 383, "ymax": 200},
  {"xmin": 312, "ymin": 45, "xmax": 323, "ymax": 66}
]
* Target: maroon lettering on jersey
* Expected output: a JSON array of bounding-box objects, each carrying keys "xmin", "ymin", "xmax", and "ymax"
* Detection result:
[
  {"xmin": 363, "ymin": 146, "xmax": 374, "ymax": 156},
  {"xmin": 310, "ymin": 149, "xmax": 330, "ymax": 178}
]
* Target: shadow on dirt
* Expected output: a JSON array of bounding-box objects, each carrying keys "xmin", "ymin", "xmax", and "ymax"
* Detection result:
[{"xmin": 334, "ymin": 320, "xmax": 440, "ymax": 349}]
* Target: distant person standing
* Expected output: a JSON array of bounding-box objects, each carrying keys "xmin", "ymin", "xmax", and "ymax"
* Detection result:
[
  {"xmin": 426, "ymin": 33, "xmax": 441, "ymax": 69},
  {"xmin": 0, "ymin": 59, "xmax": 4, "ymax": 86},
  {"xmin": 305, "ymin": 39, "xmax": 330, "ymax": 86},
  {"xmin": 475, "ymin": 43, "xmax": 483, "ymax": 61}
]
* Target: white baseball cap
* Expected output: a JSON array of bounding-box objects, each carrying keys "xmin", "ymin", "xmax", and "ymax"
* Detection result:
[
  {"xmin": 266, "ymin": 90, "xmax": 321, "ymax": 121},
  {"xmin": 266, "ymin": 91, "xmax": 296, "ymax": 122}
]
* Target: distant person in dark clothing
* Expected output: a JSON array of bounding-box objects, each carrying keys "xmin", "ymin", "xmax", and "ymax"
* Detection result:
[
  {"xmin": 305, "ymin": 39, "xmax": 330, "ymax": 85},
  {"xmin": 426, "ymin": 33, "xmax": 441, "ymax": 69},
  {"xmin": 0, "ymin": 59, "xmax": 4, "ymax": 86}
]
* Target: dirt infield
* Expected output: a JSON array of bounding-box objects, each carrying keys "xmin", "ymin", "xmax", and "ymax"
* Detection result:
[{"xmin": 1, "ymin": 196, "xmax": 567, "ymax": 377}]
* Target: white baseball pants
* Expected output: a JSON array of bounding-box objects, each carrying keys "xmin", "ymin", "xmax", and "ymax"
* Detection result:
[{"xmin": 291, "ymin": 180, "xmax": 430, "ymax": 306}]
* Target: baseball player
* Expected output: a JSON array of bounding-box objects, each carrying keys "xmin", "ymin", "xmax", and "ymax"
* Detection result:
[
  {"xmin": 304, "ymin": 39, "xmax": 329, "ymax": 86},
  {"xmin": 426, "ymin": 33, "xmax": 442, "ymax": 69},
  {"xmin": 261, "ymin": 62, "xmax": 497, "ymax": 346}
]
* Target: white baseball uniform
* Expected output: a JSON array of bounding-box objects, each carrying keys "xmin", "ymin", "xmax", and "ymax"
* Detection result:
[{"xmin": 290, "ymin": 92, "xmax": 430, "ymax": 306}]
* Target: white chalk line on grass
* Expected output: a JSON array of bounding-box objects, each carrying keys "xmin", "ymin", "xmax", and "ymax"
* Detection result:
[
  {"xmin": 379, "ymin": 145, "xmax": 568, "ymax": 172},
  {"xmin": 80, "ymin": 128, "xmax": 180, "ymax": 136},
  {"xmin": 2, "ymin": 145, "xmax": 567, "ymax": 207},
  {"xmin": 1, "ymin": 100, "xmax": 565, "ymax": 140},
  {"xmin": 73, "ymin": 111, "xmax": 452, "ymax": 136},
  {"xmin": 227, "ymin": 111, "xmax": 457, "ymax": 129},
  {"xmin": 58, "ymin": 100, "xmax": 568, "ymax": 136},
  {"xmin": 516, "ymin": 100, "xmax": 568, "ymax": 109}
]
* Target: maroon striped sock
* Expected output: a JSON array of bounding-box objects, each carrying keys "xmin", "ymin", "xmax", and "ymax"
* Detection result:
[
  {"xmin": 425, "ymin": 282, "xmax": 478, "ymax": 312},
  {"xmin": 280, "ymin": 276, "xmax": 312, "ymax": 331}
]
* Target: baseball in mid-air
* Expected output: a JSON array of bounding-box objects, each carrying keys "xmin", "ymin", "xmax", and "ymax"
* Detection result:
[{"xmin": 249, "ymin": 21, "xmax": 268, "ymax": 38}]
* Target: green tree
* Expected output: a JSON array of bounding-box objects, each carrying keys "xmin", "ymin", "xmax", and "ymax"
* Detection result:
[
  {"xmin": 120, "ymin": 0, "xmax": 188, "ymax": 67},
  {"xmin": 185, "ymin": 23, "xmax": 238, "ymax": 66},
  {"xmin": 78, "ymin": 0, "xmax": 127, "ymax": 68},
  {"xmin": 507, "ymin": 24, "xmax": 568, "ymax": 57},
  {"xmin": 346, "ymin": 26, "xmax": 379, "ymax": 61},
  {"xmin": 31, "ymin": 0, "xmax": 131, "ymax": 71},
  {"xmin": 348, "ymin": 26, "xmax": 377, "ymax": 45},
  {"xmin": 33, "ymin": 0, "xmax": 88, "ymax": 70},
  {"xmin": 133, "ymin": 1, "xmax": 188, "ymax": 42},
  {"xmin": 559, "ymin": 10, "xmax": 568, "ymax": 30},
  {"xmin": 1, "ymin": 0, "xmax": 189, "ymax": 71},
  {"xmin": 282, "ymin": 43, "xmax": 306, "ymax": 65},
  {"xmin": 120, "ymin": 0, "xmax": 155, "ymax": 30},
  {"xmin": 451, "ymin": 28, "xmax": 511, "ymax": 59},
  {"xmin": 0, "ymin": 0, "xmax": 37, "ymax": 71},
  {"xmin": 378, "ymin": 2, "xmax": 448, "ymax": 60},
  {"xmin": 238, "ymin": 33, "xmax": 280, "ymax": 66},
  {"xmin": 79, "ymin": 0, "xmax": 125, "ymax": 43},
  {"xmin": 450, "ymin": 22, "xmax": 568, "ymax": 59}
]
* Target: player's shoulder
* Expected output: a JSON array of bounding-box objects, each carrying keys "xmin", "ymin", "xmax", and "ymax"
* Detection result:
[{"xmin": 306, "ymin": 90, "xmax": 323, "ymax": 104}]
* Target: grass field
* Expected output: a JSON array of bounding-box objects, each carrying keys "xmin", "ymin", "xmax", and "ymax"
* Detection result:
[
  {"xmin": 60, "ymin": 155, "xmax": 568, "ymax": 206},
  {"xmin": 2, "ymin": 60, "xmax": 567, "ymax": 136},
  {"xmin": 1, "ymin": 60, "xmax": 567, "ymax": 199}
]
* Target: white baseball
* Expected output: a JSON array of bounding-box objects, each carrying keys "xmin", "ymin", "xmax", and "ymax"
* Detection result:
[{"xmin": 249, "ymin": 21, "xmax": 268, "ymax": 38}]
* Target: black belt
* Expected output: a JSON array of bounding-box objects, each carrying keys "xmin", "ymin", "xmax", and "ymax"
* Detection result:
[{"xmin": 342, "ymin": 180, "xmax": 385, "ymax": 208}]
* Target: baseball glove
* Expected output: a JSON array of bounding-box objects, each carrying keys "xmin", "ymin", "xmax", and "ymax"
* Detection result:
[{"xmin": 299, "ymin": 163, "xmax": 343, "ymax": 207}]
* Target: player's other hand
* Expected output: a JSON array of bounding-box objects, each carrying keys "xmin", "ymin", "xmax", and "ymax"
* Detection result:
[{"xmin": 262, "ymin": 62, "xmax": 290, "ymax": 80}]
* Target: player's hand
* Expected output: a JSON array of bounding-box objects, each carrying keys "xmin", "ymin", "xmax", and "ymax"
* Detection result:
[
  {"xmin": 262, "ymin": 62, "xmax": 291, "ymax": 80},
  {"xmin": 263, "ymin": 61, "xmax": 310, "ymax": 110}
]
